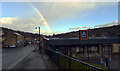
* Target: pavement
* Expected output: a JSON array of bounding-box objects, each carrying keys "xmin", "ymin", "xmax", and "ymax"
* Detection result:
[
  {"xmin": 0, "ymin": 48, "xmax": 2, "ymax": 71},
  {"xmin": 11, "ymin": 48, "xmax": 57, "ymax": 70}
]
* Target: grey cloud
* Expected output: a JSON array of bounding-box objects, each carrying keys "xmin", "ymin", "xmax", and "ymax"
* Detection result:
[{"xmin": 94, "ymin": 21, "xmax": 119, "ymax": 28}]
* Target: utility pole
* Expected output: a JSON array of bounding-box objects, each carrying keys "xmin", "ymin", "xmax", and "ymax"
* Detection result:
[
  {"xmin": 35, "ymin": 27, "xmax": 41, "ymax": 52},
  {"xmin": 39, "ymin": 27, "xmax": 41, "ymax": 52}
]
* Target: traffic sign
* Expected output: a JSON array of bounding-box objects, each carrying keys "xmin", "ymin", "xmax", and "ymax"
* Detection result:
[{"xmin": 80, "ymin": 30, "xmax": 88, "ymax": 40}]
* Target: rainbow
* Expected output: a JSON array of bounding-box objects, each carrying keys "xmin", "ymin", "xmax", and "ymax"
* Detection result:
[{"xmin": 30, "ymin": 3, "xmax": 52, "ymax": 33}]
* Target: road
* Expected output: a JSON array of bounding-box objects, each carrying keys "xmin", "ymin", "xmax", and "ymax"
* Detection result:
[
  {"xmin": 2, "ymin": 44, "xmax": 35, "ymax": 69},
  {"xmin": 12, "ymin": 49, "xmax": 56, "ymax": 69}
]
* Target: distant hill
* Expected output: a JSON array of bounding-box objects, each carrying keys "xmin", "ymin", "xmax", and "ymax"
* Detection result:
[
  {"xmin": 1, "ymin": 25, "xmax": 120, "ymax": 39},
  {"xmin": 51, "ymin": 25, "xmax": 120, "ymax": 38},
  {"xmin": 0, "ymin": 27, "xmax": 45, "ymax": 38}
]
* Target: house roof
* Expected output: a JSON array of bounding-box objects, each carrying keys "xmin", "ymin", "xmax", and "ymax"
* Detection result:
[{"xmin": 13, "ymin": 32, "xmax": 21, "ymax": 36}]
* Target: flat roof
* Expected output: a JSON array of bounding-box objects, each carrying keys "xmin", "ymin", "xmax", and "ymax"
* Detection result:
[{"xmin": 44, "ymin": 37, "xmax": 120, "ymax": 46}]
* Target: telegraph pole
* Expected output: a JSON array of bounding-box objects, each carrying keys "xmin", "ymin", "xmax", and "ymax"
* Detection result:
[
  {"xmin": 39, "ymin": 27, "xmax": 41, "ymax": 52},
  {"xmin": 35, "ymin": 27, "xmax": 41, "ymax": 52}
]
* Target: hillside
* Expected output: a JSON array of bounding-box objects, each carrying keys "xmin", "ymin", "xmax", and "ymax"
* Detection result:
[
  {"xmin": 0, "ymin": 27, "xmax": 41, "ymax": 38},
  {"xmin": 51, "ymin": 25, "xmax": 120, "ymax": 38}
]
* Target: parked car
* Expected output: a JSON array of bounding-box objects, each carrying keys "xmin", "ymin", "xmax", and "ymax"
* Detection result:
[
  {"xmin": 4, "ymin": 44, "xmax": 16, "ymax": 48},
  {"xmin": 9, "ymin": 44, "xmax": 16, "ymax": 48}
]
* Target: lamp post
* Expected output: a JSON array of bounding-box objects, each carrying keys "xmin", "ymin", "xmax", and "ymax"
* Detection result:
[{"xmin": 35, "ymin": 27, "xmax": 41, "ymax": 52}]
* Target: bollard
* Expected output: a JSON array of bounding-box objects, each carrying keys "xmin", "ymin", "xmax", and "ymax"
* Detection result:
[
  {"xmin": 109, "ymin": 57, "xmax": 111, "ymax": 62},
  {"xmin": 105, "ymin": 63, "xmax": 106, "ymax": 68},
  {"xmin": 101, "ymin": 58, "xmax": 103, "ymax": 64}
]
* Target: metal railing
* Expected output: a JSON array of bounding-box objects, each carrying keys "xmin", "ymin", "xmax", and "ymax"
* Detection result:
[{"xmin": 45, "ymin": 48, "xmax": 104, "ymax": 71}]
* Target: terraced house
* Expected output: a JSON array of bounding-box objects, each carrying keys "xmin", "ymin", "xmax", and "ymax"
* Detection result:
[{"xmin": 3, "ymin": 32, "xmax": 24, "ymax": 48}]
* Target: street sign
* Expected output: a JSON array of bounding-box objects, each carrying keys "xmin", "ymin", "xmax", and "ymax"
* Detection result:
[{"xmin": 80, "ymin": 30, "xmax": 88, "ymax": 40}]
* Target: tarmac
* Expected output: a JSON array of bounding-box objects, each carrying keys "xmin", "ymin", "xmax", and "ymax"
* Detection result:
[
  {"xmin": 2, "ymin": 45, "xmax": 119, "ymax": 71},
  {"xmin": 81, "ymin": 54, "xmax": 120, "ymax": 70},
  {"xmin": 11, "ymin": 48, "xmax": 57, "ymax": 70}
]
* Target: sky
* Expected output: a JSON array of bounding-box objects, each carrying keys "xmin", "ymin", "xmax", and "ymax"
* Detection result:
[{"xmin": 0, "ymin": 2, "xmax": 118, "ymax": 35}]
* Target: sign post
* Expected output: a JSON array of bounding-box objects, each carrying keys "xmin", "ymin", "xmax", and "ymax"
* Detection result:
[{"xmin": 80, "ymin": 30, "xmax": 88, "ymax": 40}]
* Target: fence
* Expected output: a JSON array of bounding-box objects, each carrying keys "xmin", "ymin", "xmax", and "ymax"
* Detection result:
[{"xmin": 45, "ymin": 48, "xmax": 104, "ymax": 71}]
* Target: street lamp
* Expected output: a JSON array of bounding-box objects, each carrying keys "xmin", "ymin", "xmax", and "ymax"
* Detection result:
[{"xmin": 35, "ymin": 27, "xmax": 41, "ymax": 52}]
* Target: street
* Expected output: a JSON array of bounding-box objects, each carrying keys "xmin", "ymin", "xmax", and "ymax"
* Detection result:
[
  {"xmin": 2, "ymin": 44, "xmax": 35, "ymax": 69},
  {"xmin": 12, "ymin": 49, "xmax": 56, "ymax": 69}
]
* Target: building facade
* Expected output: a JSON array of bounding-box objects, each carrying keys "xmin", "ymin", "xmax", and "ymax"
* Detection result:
[{"xmin": 3, "ymin": 32, "xmax": 24, "ymax": 47}]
